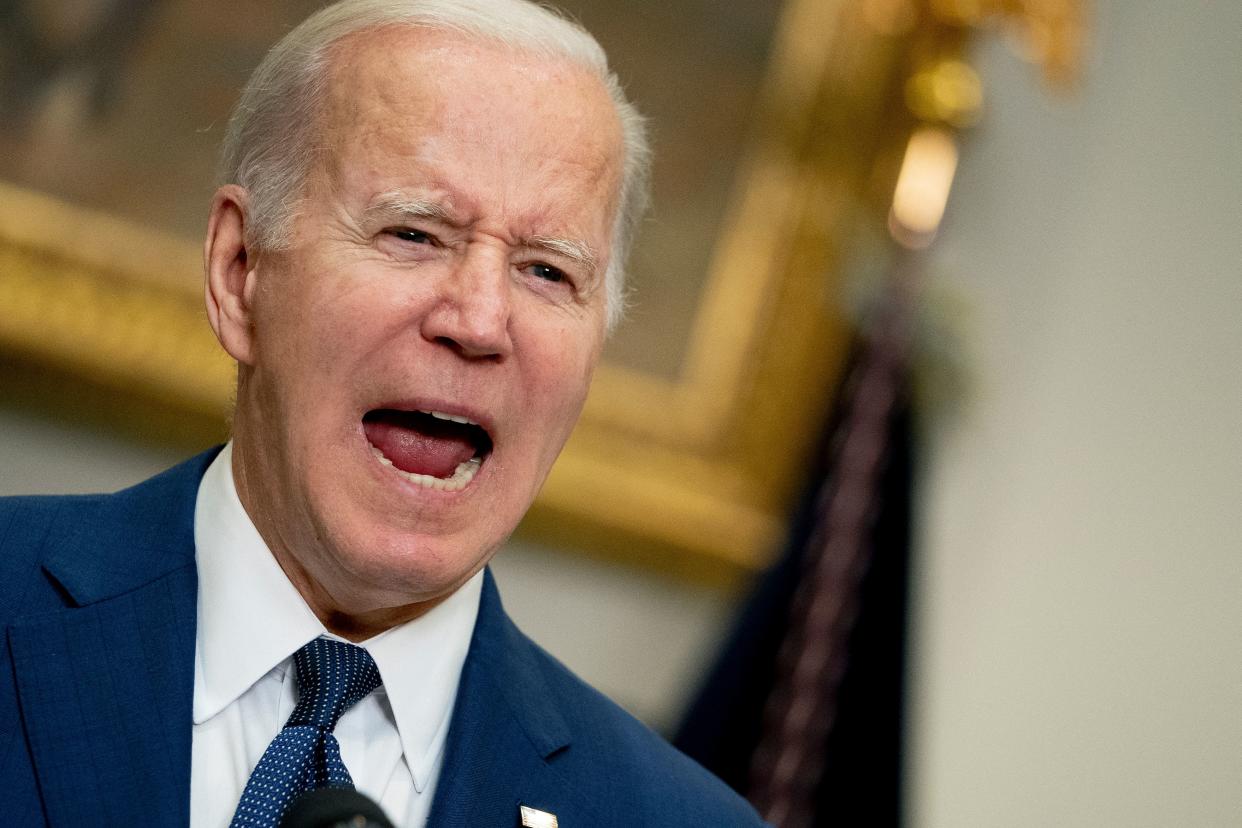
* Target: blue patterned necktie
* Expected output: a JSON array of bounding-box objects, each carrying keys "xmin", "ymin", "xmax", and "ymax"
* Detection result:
[{"xmin": 230, "ymin": 637, "xmax": 383, "ymax": 827}]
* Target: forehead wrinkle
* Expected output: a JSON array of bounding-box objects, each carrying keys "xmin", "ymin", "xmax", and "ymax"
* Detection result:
[{"xmin": 315, "ymin": 28, "xmax": 622, "ymax": 285}]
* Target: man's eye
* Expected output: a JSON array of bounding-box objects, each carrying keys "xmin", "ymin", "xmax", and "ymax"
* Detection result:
[
  {"xmin": 529, "ymin": 263, "xmax": 566, "ymax": 283},
  {"xmin": 388, "ymin": 227, "xmax": 433, "ymax": 245}
]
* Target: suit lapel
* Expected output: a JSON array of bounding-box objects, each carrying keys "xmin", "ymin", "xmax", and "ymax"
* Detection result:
[
  {"xmin": 9, "ymin": 566, "xmax": 197, "ymax": 825},
  {"xmin": 429, "ymin": 570, "xmax": 596, "ymax": 828},
  {"xmin": 8, "ymin": 451, "xmax": 214, "ymax": 826}
]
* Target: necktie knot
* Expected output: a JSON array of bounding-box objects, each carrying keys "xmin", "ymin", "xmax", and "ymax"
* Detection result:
[{"xmin": 285, "ymin": 637, "xmax": 382, "ymax": 730}]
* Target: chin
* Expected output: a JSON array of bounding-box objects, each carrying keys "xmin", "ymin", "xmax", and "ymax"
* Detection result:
[{"xmin": 307, "ymin": 461, "xmax": 514, "ymax": 604}]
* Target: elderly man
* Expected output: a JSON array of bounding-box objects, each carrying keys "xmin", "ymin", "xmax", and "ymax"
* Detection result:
[{"xmin": 0, "ymin": 1, "xmax": 766, "ymax": 826}]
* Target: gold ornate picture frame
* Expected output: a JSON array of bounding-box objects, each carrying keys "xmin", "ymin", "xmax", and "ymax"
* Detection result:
[{"xmin": 0, "ymin": 0, "xmax": 1083, "ymax": 582}]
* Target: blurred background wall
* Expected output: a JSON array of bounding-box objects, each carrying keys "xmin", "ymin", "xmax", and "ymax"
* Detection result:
[
  {"xmin": 1, "ymin": 0, "xmax": 1239, "ymax": 826},
  {"xmin": 909, "ymin": 1, "xmax": 1241, "ymax": 824}
]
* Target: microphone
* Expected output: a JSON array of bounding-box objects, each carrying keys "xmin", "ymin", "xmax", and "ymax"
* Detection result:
[{"xmin": 278, "ymin": 788, "xmax": 396, "ymax": 828}]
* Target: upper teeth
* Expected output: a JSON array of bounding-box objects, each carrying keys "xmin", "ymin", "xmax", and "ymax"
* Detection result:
[{"xmin": 426, "ymin": 410, "xmax": 477, "ymax": 426}]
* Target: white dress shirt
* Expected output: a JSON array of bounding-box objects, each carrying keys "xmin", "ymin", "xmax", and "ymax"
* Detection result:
[{"xmin": 190, "ymin": 443, "xmax": 482, "ymax": 828}]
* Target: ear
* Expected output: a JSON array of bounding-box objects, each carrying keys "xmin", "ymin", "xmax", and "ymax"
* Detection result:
[{"xmin": 204, "ymin": 185, "xmax": 260, "ymax": 366}]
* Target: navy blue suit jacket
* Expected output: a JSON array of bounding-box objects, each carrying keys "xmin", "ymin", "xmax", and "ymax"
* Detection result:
[{"xmin": 0, "ymin": 451, "xmax": 764, "ymax": 826}]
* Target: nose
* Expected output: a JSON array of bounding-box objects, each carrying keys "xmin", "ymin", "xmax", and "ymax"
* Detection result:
[{"xmin": 420, "ymin": 246, "xmax": 513, "ymax": 360}]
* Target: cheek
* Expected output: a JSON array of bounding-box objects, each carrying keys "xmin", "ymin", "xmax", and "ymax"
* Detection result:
[
  {"xmin": 527, "ymin": 329, "xmax": 602, "ymax": 427},
  {"xmin": 259, "ymin": 269, "xmax": 397, "ymax": 378}
]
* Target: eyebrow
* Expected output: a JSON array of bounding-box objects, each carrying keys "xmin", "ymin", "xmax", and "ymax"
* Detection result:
[
  {"xmin": 364, "ymin": 191, "xmax": 455, "ymax": 224},
  {"xmin": 528, "ymin": 235, "xmax": 600, "ymax": 274}
]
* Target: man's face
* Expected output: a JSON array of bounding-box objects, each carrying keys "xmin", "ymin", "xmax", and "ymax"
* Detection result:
[{"xmin": 230, "ymin": 27, "xmax": 622, "ymax": 618}]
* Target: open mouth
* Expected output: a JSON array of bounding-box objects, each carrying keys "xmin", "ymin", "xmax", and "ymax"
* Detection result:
[{"xmin": 362, "ymin": 408, "xmax": 493, "ymax": 492}]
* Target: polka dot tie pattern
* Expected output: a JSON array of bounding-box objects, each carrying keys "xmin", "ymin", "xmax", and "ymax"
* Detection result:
[{"xmin": 229, "ymin": 637, "xmax": 383, "ymax": 827}]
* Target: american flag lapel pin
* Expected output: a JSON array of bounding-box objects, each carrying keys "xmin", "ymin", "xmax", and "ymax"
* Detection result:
[{"xmin": 519, "ymin": 804, "xmax": 558, "ymax": 828}]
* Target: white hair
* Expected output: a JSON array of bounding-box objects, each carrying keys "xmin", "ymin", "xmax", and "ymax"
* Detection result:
[{"xmin": 219, "ymin": 0, "xmax": 649, "ymax": 329}]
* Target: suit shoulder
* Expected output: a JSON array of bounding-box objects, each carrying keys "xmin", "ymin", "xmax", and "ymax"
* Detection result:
[
  {"xmin": 519, "ymin": 635, "xmax": 766, "ymax": 826},
  {"xmin": 0, "ymin": 493, "xmax": 107, "ymax": 560},
  {"xmin": 0, "ymin": 493, "xmax": 105, "ymax": 613},
  {"xmin": 0, "ymin": 491, "xmax": 106, "ymax": 523}
]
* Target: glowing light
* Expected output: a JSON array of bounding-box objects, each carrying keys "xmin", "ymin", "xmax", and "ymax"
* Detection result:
[
  {"xmin": 905, "ymin": 59, "xmax": 984, "ymax": 128},
  {"xmin": 889, "ymin": 127, "xmax": 959, "ymax": 248}
]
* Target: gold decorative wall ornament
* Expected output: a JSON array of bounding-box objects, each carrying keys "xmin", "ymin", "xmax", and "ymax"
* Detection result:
[
  {"xmin": 0, "ymin": 184, "xmax": 232, "ymax": 412},
  {"xmin": 0, "ymin": 0, "xmax": 1085, "ymax": 584}
]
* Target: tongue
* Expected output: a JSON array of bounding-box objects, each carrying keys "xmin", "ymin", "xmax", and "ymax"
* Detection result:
[{"xmin": 363, "ymin": 411, "xmax": 477, "ymax": 478}]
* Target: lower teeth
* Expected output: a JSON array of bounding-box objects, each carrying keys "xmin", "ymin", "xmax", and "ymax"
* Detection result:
[{"xmin": 370, "ymin": 446, "xmax": 481, "ymax": 491}]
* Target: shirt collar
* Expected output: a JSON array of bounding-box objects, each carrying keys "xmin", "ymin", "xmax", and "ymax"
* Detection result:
[
  {"xmin": 192, "ymin": 442, "xmax": 483, "ymax": 791},
  {"xmin": 362, "ymin": 574, "xmax": 482, "ymax": 790}
]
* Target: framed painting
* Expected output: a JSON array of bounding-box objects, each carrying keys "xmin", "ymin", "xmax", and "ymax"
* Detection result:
[{"xmin": 3, "ymin": 0, "xmax": 1058, "ymax": 581}]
